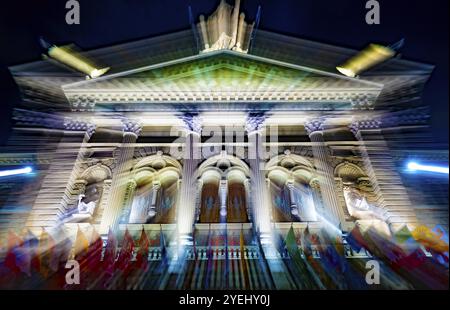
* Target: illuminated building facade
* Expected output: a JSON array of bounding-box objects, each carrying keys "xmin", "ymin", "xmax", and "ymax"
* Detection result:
[{"xmin": 0, "ymin": 0, "xmax": 448, "ymax": 290}]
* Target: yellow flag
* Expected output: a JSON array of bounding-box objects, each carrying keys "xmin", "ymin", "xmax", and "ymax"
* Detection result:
[
  {"xmin": 412, "ymin": 225, "xmax": 449, "ymax": 253},
  {"xmin": 74, "ymin": 227, "xmax": 89, "ymax": 260}
]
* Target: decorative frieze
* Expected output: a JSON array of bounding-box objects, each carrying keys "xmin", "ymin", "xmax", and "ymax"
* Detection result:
[{"xmin": 348, "ymin": 118, "xmax": 382, "ymax": 136}]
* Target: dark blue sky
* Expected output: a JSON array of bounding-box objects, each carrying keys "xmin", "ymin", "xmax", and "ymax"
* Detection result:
[{"xmin": 0, "ymin": 0, "xmax": 448, "ymax": 145}]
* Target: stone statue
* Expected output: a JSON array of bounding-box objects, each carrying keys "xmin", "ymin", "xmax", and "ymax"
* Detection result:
[
  {"xmin": 77, "ymin": 194, "xmax": 97, "ymax": 216},
  {"xmin": 343, "ymin": 187, "xmax": 384, "ymax": 221}
]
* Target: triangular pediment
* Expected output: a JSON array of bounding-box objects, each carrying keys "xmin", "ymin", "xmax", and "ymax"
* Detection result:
[{"xmin": 63, "ymin": 50, "xmax": 383, "ymax": 110}]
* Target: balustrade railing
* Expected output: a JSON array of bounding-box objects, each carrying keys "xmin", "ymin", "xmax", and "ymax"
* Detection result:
[{"xmin": 106, "ymin": 242, "xmax": 371, "ymax": 263}]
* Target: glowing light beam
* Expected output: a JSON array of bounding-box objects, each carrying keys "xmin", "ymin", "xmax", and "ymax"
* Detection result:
[
  {"xmin": 0, "ymin": 166, "xmax": 33, "ymax": 178},
  {"xmin": 407, "ymin": 161, "xmax": 449, "ymax": 174}
]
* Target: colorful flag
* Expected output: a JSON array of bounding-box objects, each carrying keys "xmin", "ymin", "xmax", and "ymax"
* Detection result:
[
  {"xmin": 86, "ymin": 228, "xmax": 103, "ymax": 274},
  {"xmin": 274, "ymin": 227, "xmax": 287, "ymax": 257},
  {"xmin": 285, "ymin": 225, "xmax": 320, "ymax": 289},
  {"xmin": 135, "ymin": 227, "xmax": 150, "ymax": 270},
  {"xmin": 73, "ymin": 227, "xmax": 89, "ymax": 263},
  {"xmin": 16, "ymin": 229, "xmax": 33, "ymax": 276},
  {"xmin": 239, "ymin": 226, "xmax": 250, "ymax": 289},
  {"xmin": 345, "ymin": 225, "xmax": 368, "ymax": 252},
  {"xmin": 3, "ymin": 230, "xmax": 23, "ymax": 275},
  {"xmin": 39, "ymin": 228, "xmax": 55, "ymax": 278},
  {"xmin": 50, "ymin": 234, "xmax": 72, "ymax": 273},
  {"xmin": 412, "ymin": 225, "xmax": 449, "ymax": 254},
  {"xmin": 204, "ymin": 224, "xmax": 213, "ymax": 289},
  {"xmin": 103, "ymin": 228, "xmax": 118, "ymax": 275},
  {"xmin": 394, "ymin": 225, "xmax": 414, "ymax": 244},
  {"xmin": 159, "ymin": 226, "xmax": 167, "ymax": 263},
  {"xmin": 116, "ymin": 228, "xmax": 135, "ymax": 272},
  {"xmin": 27, "ymin": 230, "xmax": 41, "ymax": 274},
  {"xmin": 223, "ymin": 225, "xmax": 229, "ymax": 288}
]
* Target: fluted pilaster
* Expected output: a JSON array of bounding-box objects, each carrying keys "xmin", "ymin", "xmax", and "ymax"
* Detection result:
[
  {"xmin": 246, "ymin": 113, "xmax": 272, "ymax": 242},
  {"xmin": 178, "ymin": 114, "xmax": 202, "ymax": 237},
  {"xmin": 349, "ymin": 119, "xmax": 417, "ymax": 231},
  {"xmin": 99, "ymin": 119, "xmax": 142, "ymax": 234},
  {"xmin": 305, "ymin": 118, "xmax": 345, "ymax": 228}
]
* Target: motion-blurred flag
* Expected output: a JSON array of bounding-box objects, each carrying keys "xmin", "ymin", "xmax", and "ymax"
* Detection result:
[
  {"xmin": 39, "ymin": 228, "xmax": 55, "ymax": 278},
  {"xmin": 74, "ymin": 227, "xmax": 89, "ymax": 263},
  {"xmin": 285, "ymin": 225, "xmax": 320, "ymax": 289},
  {"xmin": 16, "ymin": 229, "xmax": 33, "ymax": 276},
  {"xmin": 103, "ymin": 228, "xmax": 118, "ymax": 275},
  {"xmin": 116, "ymin": 228, "xmax": 134, "ymax": 272},
  {"xmin": 86, "ymin": 228, "xmax": 103, "ymax": 274},
  {"xmin": 240, "ymin": 226, "xmax": 250, "ymax": 289},
  {"xmin": 412, "ymin": 225, "xmax": 449, "ymax": 253},
  {"xmin": 394, "ymin": 225, "xmax": 414, "ymax": 244},
  {"xmin": 3, "ymin": 230, "xmax": 23, "ymax": 275},
  {"xmin": 346, "ymin": 225, "xmax": 368, "ymax": 252},
  {"xmin": 135, "ymin": 227, "xmax": 150, "ymax": 270}
]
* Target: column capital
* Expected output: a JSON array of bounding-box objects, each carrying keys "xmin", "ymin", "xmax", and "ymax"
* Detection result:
[
  {"xmin": 64, "ymin": 118, "xmax": 96, "ymax": 138},
  {"xmin": 245, "ymin": 112, "xmax": 267, "ymax": 134},
  {"xmin": 309, "ymin": 178, "xmax": 320, "ymax": 190},
  {"xmin": 181, "ymin": 113, "xmax": 202, "ymax": 135},
  {"xmin": 121, "ymin": 119, "xmax": 142, "ymax": 136},
  {"xmin": 304, "ymin": 118, "xmax": 326, "ymax": 136},
  {"xmin": 348, "ymin": 118, "xmax": 382, "ymax": 136}
]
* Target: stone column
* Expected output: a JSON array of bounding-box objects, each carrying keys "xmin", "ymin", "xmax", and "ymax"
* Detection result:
[
  {"xmin": 243, "ymin": 179, "xmax": 252, "ymax": 221},
  {"xmin": 305, "ymin": 119, "xmax": 345, "ymax": 228},
  {"xmin": 194, "ymin": 179, "xmax": 204, "ymax": 222},
  {"xmin": 286, "ymin": 180, "xmax": 299, "ymax": 218},
  {"xmin": 177, "ymin": 114, "xmax": 202, "ymax": 240},
  {"xmin": 246, "ymin": 114, "xmax": 272, "ymax": 243},
  {"xmin": 219, "ymin": 179, "xmax": 228, "ymax": 220},
  {"xmin": 149, "ymin": 180, "xmax": 161, "ymax": 218},
  {"xmin": 349, "ymin": 119, "xmax": 417, "ymax": 232},
  {"xmin": 26, "ymin": 119, "xmax": 96, "ymax": 233},
  {"xmin": 99, "ymin": 120, "xmax": 142, "ymax": 234}
]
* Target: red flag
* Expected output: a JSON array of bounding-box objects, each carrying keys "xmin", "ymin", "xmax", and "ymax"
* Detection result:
[
  {"xmin": 3, "ymin": 230, "xmax": 23, "ymax": 275},
  {"xmin": 103, "ymin": 228, "xmax": 117, "ymax": 275},
  {"xmin": 86, "ymin": 228, "xmax": 103, "ymax": 274},
  {"xmin": 116, "ymin": 228, "xmax": 134, "ymax": 272},
  {"xmin": 346, "ymin": 225, "xmax": 369, "ymax": 252},
  {"xmin": 135, "ymin": 228, "xmax": 149, "ymax": 270}
]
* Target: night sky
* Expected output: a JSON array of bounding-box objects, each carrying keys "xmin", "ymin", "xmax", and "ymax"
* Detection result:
[{"xmin": 0, "ymin": 0, "xmax": 448, "ymax": 145}]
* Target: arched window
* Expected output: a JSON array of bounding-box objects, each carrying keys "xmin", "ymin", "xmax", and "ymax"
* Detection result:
[
  {"xmin": 266, "ymin": 150, "xmax": 318, "ymax": 222},
  {"xmin": 127, "ymin": 152, "xmax": 181, "ymax": 224},
  {"xmin": 196, "ymin": 151, "xmax": 251, "ymax": 224},
  {"xmin": 199, "ymin": 170, "xmax": 221, "ymax": 223},
  {"xmin": 226, "ymin": 169, "xmax": 249, "ymax": 223}
]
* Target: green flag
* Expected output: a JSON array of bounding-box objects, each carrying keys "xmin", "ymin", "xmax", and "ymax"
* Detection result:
[
  {"xmin": 285, "ymin": 226, "xmax": 323, "ymax": 289},
  {"xmin": 394, "ymin": 226, "xmax": 414, "ymax": 244}
]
